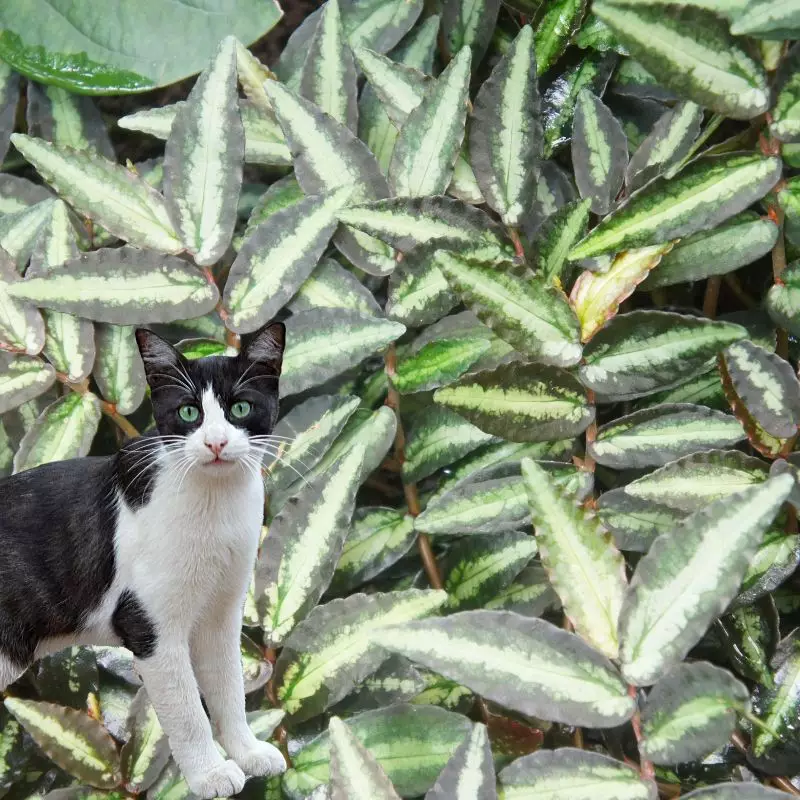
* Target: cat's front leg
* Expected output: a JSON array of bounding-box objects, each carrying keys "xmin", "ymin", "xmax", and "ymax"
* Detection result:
[
  {"xmin": 135, "ymin": 640, "xmax": 246, "ymax": 799},
  {"xmin": 192, "ymin": 611, "xmax": 286, "ymax": 778}
]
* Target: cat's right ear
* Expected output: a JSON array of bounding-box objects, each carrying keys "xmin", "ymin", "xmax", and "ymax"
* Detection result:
[{"xmin": 135, "ymin": 329, "xmax": 186, "ymax": 383}]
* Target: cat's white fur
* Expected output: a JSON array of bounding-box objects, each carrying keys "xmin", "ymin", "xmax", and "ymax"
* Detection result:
[{"xmin": 4, "ymin": 387, "xmax": 285, "ymax": 798}]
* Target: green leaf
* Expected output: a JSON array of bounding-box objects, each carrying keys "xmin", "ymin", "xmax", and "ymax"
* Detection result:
[
  {"xmin": 736, "ymin": 527, "xmax": 800, "ymax": 609},
  {"xmin": 437, "ymin": 252, "xmax": 582, "ymax": 367},
  {"xmin": 283, "ymin": 704, "xmax": 471, "ymax": 799},
  {"xmin": 730, "ymin": 0, "xmax": 800, "ymax": 38},
  {"xmin": 93, "ymin": 326, "xmax": 145, "ymax": 416},
  {"xmin": 332, "ymin": 507, "xmax": 417, "ymax": 594},
  {"xmin": 618, "ymin": 473, "xmax": 794, "ymax": 685},
  {"xmin": 119, "ymin": 689, "xmax": 169, "ymax": 794},
  {"xmin": 0, "ymin": 198, "xmax": 57, "ymax": 271},
  {"xmin": 340, "ymin": 0, "xmax": 424, "ymax": 53},
  {"xmin": 535, "ymin": 0, "xmax": 588, "ymax": 73},
  {"xmin": 0, "ymin": 354, "xmax": 56, "ymax": 415},
  {"xmin": 771, "ymin": 45, "xmax": 800, "ymax": 143},
  {"xmin": 484, "ymin": 564, "xmax": 559, "ymax": 617},
  {"xmin": 533, "ymin": 198, "xmax": 591, "ymax": 284},
  {"xmin": 223, "ymin": 187, "xmax": 353, "ymax": 334},
  {"xmin": 393, "ymin": 338, "xmax": 490, "ymax": 394},
  {"xmin": 4, "ymin": 697, "xmax": 121, "ymax": 789},
  {"xmin": 390, "ymin": 47, "xmax": 471, "ymax": 197},
  {"xmin": 641, "ymin": 662, "xmax": 749, "ymax": 765},
  {"xmin": 372, "ymin": 611, "xmax": 635, "ymax": 727},
  {"xmin": 403, "ymin": 405, "xmax": 496, "ymax": 484},
  {"xmin": 524, "ymin": 160, "xmax": 577, "ymax": 238},
  {"xmin": 329, "ymin": 716, "xmax": 401, "ymax": 800},
  {"xmin": 570, "ymin": 245, "xmax": 671, "ymax": 341},
  {"xmin": 435, "ymin": 362, "xmax": 594, "ymax": 442},
  {"xmin": 289, "ymin": 257, "xmax": 382, "ymax": 317},
  {"xmin": 425, "ymin": 724, "xmax": 495, "ymax": 800},
  {"xmin": 719, "ymin": 340, "xmax": 800, "ymax": 440},
  {"xmin": 589, "ymin": 404, "xmax": 745, "ymax": 469},
  {"xmin": 767, "ymin": 259, "xmax": 800, "ymax": 338},
  {"xmin": 469, "ymin": 25, "xmax": 541, "ymax": 226},
  {"xmin": 275, "ymin": 589, "xmax": 446, "ymax": 721},
  {"xmin": 256, "ymin": 444, "xmax": 366, "ymax": 646},
  {"xmin": 9, "ymin": 247, "xmax": 218, "ymax": 325},
  {"xmin": 522, "ymin": 458, "xmax": 626, "ymax": 658},
  {"xmin": 442, "ymin": 532, "xmax": 537, "ymax": 612},
  {"xmin": 0, "ymin": 251, "xmax": 44, "ymax": 356},
  {"xmin": 594, "ymin": 3, "xmax": 769, "ymax": 119},
  {"xmin": 301, "ymin": 0, "xmax": 358, "ymax": 131},
  {"xmin": 0, "ymin": 63, "xmax": 19, "ymax": 165},
  {"xmin": 498, "ymin": 748, "xmax": 655, "ymax": 800},
  {"xmin": 442, "ymin": 0, "xmax": 500, "ymax": 63},
  {"xmin": 10, "ymin": 134, "xmax": 182, "ymax": 254},
  {"xmin": 571, "ymin": 90, "xmax": 627, "ymax": 215},
  {"xmin": 13, "ymin": 391, "xmax": 101, "ymax": 473},
  {"xmin": 580, "ymin": 311, "xmax": 747, "ymax": 400},
  {"xmin": 626, "ymin": 101, "xmax": 703, "ymax": 191},
  {"xmin": 682, "ymin": 786, "xmax": 787, "ymax": 798},
  {"xmin": 569, "ymin": 154, "xmax": 782, "ymax": 260},
  {"xmin": 641, "ymin": 212, "xmax": 779, "ymax": 290},
  {"xmin": 0, "ymin": 2, "xmax": 282, "ymax": 93},
  {"xmin": 281, "ymin": 309, "xmax": 405, "ymax": 398},
  {"xmin": 163, "ymin": 36, "xmax": 243, "ymax": 266}
]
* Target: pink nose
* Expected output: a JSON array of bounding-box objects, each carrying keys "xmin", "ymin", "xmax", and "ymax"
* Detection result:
[{"xmin": 205, "ymin": 440, "xmax": 227, "ymax": 457}]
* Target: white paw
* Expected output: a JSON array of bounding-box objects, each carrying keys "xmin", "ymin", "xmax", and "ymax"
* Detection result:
[
  {"xmin": 188, "ymin": 759, "xmax": 246, "ymax": 799},
  {"xmin": 234, "ymin": 741, "xmax": 287, "ymax": 777}
]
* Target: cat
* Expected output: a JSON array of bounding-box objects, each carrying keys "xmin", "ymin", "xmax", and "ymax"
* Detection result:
[{"xmin": 0, "ymin": 322, "xmax": 288, "ymax": 799}]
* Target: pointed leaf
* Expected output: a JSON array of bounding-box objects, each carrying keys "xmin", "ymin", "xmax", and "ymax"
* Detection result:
[
  {"xmin": 340, "ymin": 0, "xmax": 424, "ymax": 53},
  {"xmin": 289, "ymin": 257, "xmax": 381, "ymax": 317},
  {"xmin": 10, "ymin": 134, "xmax": 181, "ymax": 254},
  {"xmin": 619, "ymin": 473, "xmax": 794, "ymax": 685},
  {"xmin": 771, "ymin": 45, "xmax": 800, "ymax": 143},
  {"xmin": 569, "ymin": 154, "xmax": 782, "ymax": 260},
  {"xmin": 469, "ymin": 25, "xmax": 541, "ymax": 226},
  {"xmin": 767, "ymin": 259, "xmax": 800, "ymax": 338},
  {"xmin": 120, "ymin": 689, "xmax": 169, "ymax": 794},
  {"xmin": 0, "ymin": 252, "xmax": 44, "ymax": 355},
  {"xmin": 594, "ymin": 4, "xmax": 769, "ymax": 119},
  {"xmin": 0, "ymin": 198, "xmax": 56, "ymax": 270},
  {"xmin": 425, "ymin": 724, "xmax": 495, "ymax": 800},
  {"xmin": 484, "ymin": 564, "xmax": 558, "ymax": 617},
  {"xmin": 536, "ymin": 0, "xmax": 588, "ymax": 73},
  {"xmin": 275, "ymin": 589, "xmax": 446, "ymax": 721},
  {"xmin": 93, "ymin": 326, "xmax": 146, "ymax": 416},
  {"xmin": 256, "ymin": 445, "xmax": 366, "ymax": 646},
  {"xmin": 0, "ymin": 354, "xmax": 56, "ymax": 414},
  {"xmin": 534, "ymin": 198, "xmax": 591, "ymax": 284},
  {"xmin": 572, "ymin": 90, "xmax": 627, "ymax": 215},
  {"xmin": 580, "ymin": 311, "xmax": 747, "ymax": 400},
  {"xmin": 435, "ymin": 362, "xmax": 594, "ymax": 442},
  {"xmin": 730, "ymin": 0, "xmax": 800, "ymax": 38},
  {"xmin": 393, "ymin": 338, "xmax": 490, "ymax": 394},
  {"xmin": 372, "ymin": 611, "xmax": 635, "ymax": 727},
  {"xmin": 163, "ymin": 36, "xmax": 243, "ymax": 266},
  {"xmin": 442, "ymin": 0, "xmax": 500, "ymax": 64},
  {"xmin": 8, "ymin": 247, "xmax": 218, "ymax": 325}
]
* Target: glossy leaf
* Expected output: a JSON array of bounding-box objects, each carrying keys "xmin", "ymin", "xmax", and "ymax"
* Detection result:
[
  {"xmin": 0, "ymin": 353, "xmax": 56, "ymax": 414},
  {"xmin": 771, "ymin": 45, "xmax": 800, "ymax": 143},
  {"xmin": 534, "ymin": 198, "xmax": 591, "ymax": 284},
  {"xmin": 442, "ymin": 0, "xmax": 500, "ymax": 63},
  {"xmin": 730, "ymin": 0, "xmax": 800, "ymax": 38},
  {"xmin": 93, "ymin": 326, "xmax": 145, "ymax": 416},
  {"xmin": 535, "ymin": 0, "xmax": 588, "ymax": 74},
  {"xmin": 393, "ymin": 338, "xmax": 490, "ymax": 394},
  {"xmin": 425, "ymin": 723, "xmax": 496, "ymax": 800},
  {"xmin": 289, "ymin": 258, "xmax": 381, "ymax": 317},
  {"xmin": 120, "ymin": 689, "xmax": 169, "ymax": 793}
]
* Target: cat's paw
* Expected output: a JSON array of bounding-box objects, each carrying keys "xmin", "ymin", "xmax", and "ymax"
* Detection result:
[
  {"xmin": 234, "ymin": 741, "xmax": 287, "ymax": 777},
  {"xmin": 187, "ymin": 759, "xmax": 246, "ymax": 799}
]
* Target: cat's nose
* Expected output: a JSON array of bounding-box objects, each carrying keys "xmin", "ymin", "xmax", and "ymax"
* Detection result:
[{"xmin": 205, "ymin": 439, "xmax": 228, "ymax": 457}]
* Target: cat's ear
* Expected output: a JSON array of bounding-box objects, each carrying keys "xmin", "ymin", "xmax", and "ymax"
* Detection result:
[
  {"xmin": 239, "ymin": 321, "xmax": 285, "ymax": 375},
  {"xmin": 135, "ymin": 329, "xmax": 187, "ymax": 382}
]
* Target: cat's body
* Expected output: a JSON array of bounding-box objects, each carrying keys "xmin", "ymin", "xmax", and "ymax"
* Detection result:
[{"xmin": 0, "ymin": 324, "xmax": 287, "ymax": 799}]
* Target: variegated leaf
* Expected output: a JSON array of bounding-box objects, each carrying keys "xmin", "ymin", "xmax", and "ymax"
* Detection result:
[
  {"xmin": 767, "ymin": 259, "xmax": 800, "ymax": 338},
  {"xmin": 289, "ymin": 257, "xmax": 381, "ymax": 317},
  {"xmin": 569, "ymin": 154, "xmax": 782, "ymax": 261},
  {"xmin": 580, "ymin": 311, "xmax": 747, "ymax": 400},
  {"xmin": 13, "ymin": 391, "xmax": 101, "ymax": 472},
  {"xmin": 223, "ymin": 187, "xmax": 353, "ymax": 333},
  {"xmin": 435, "ymin": 362, "xmax": 594, "ymax": 442},
  {"xmin": 234, "ymin": 40, "xmax": 274, "ymax": 115},
  {"xmin": 280, "ymin": 309, "xmax": 405, "ymax": 397},
  {"xmin": 425, "ymin": 724, "xmax": 495, "ymax": 800},
  {"xmin": 522, "ymin": 458, "xmax": 626, "ymax": 658},
  {"xmin": 120, "ymin": 689, "xmax": 169, "ymax": 794},
  {"xmin": 275, "ymin": 590, "xmax": 446, "ymax": 720},
  {"xmin": 10, "ymin": 134, "xmax": 181, "ymax": 254},
  {"xmin": 372, "ymin": 611, "xmax": 635, "ymax": 727},
  {"xmin": 682, "ymin": 784, "xmax": 788, "ymax": 798},
  {"xmin": 0, "ymin": 198, "xmax": 56, "ymax": 270},
  {"xmin": 4, "ymin": 697, "xmax": 122, "ymax": 789},
  {"xmin": 730, "ymin": 0, "xmax": 800, "ymax": 38},
  {"xmin": 594, "ymin": 4, "xmax": 769, "ymax": 119},
  {"xmin": 8, "ymin": 247, "xmax": 218, "ymax": 325},
  {"xmin": 590, "ymin": 404, "xmax": 745, "ymax": 469},
  {"xmin": 498, "ymin": 748, "xmax": 655, "ymax": 800},
  {"xmin": 0, "ymin": 62, "xmax": 19, "ymax": 166},
  {"xmin": 619, "ymin": 474, "xmax": 794, "ymax": 685},
  {"xmin": 469, "ymin": 25, "xmax": 541, "ymax": 226},
  {"xmin": 0, "ymin": 354, "xmax": 56, "ymax": 414},
  {"xmin": 256, "ymin": 444, "xmax": 366, "ymax": 646},
  {"xmin": 436, "ymin": 251, "xmax": 582, "ymax": 367},
  {"xmin": 393, "ymin": 338, "xmax": 489, "ymax": 394},
  {"xmin": 641, "ymin": 662, "xmax": 749, "ymax": 765},
  {"xmin": 386, "ymin": 249, "xmax": 457, "ymax": 328},
  {"xmin": 571, "ymin": 90, "xmax": 627, "ymax": 215},
  {"xmin": 93, "ymin": 326, "xmax": 146, "ymax": 416},
  {"xmin": 771, "ymin": 45, "xmax": 800, "ymax": 143},
  {"xmin": 163, "ymin": 36, "xmax": 243, "ymax": 266},
  {"xmin": 340, "ymin": 0, "xmax": 424, "ymax": 53},
  {"xmin": 535, "ymin": 0, "xmax": 588, "ymax": 74},
  {"xmin": 484, "ymin": 564, "xmax": 559, "ymax": 618},
  {"xmin": 390, "ymin": 47, "xmax": 471, "ymax": 197},
  {"xmin": 0, "ymin": 250, "xmax": 44, "ymax": 355},
  {"xmin": 533, "ymin": 198, "xmax": 591, "ymax": 284},
  {"xmin": 442, "ymin": 0, "xmax": 500, "ymax": 63}
]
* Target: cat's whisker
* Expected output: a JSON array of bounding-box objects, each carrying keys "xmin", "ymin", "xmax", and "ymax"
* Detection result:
[{"xmin": 254, "ymin": 445, "xmax": 313, "ymax": 488}]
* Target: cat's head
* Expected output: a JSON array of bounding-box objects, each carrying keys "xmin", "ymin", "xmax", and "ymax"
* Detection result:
[{"xmin": 134, "ymin": 323, "xmax": 285, "ymax": 475}]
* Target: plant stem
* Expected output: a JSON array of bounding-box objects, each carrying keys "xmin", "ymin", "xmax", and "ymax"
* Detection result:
[
  {"xmin": 702, "ymin": 276, "xmax": 722, "ymax": 319},
  {"xmin": 100, "ymin": 402, "xmax": 140, "ymax": 440},
  {"xmin": 730, "ymin": 731, "xmax": 799, "ymax": 795},
  {"xmin": 384, "ymin": 344, "xmax": 444, "ymax": 591},
  {"xmin": 264, "ymin": 647, "xmax": 292, "ymax": 767},
  {"xmin": 628, "ymin": 685, "xmax": 655, "ymax": 782},
  {"xmin": 508, "ymin": 227, "xmax": 525, "ymax": 260},
  {"xmin": 771, "ymin": 206, "xmax": 790, "ymax": 360}
]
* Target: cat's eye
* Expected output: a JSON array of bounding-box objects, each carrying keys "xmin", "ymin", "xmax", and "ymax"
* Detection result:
[
  {"xmin": 231, "ymin": 400, "xmax": 252, "ymax": 419},
  {"xmin": 178, "ymin": 405, "xmax": 200, "ymax": 423}
]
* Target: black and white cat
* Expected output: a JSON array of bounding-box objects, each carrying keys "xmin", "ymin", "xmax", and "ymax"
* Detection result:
[{"xmin": 0, "ymin": 323, "xmax": 287, "ymax": 798}]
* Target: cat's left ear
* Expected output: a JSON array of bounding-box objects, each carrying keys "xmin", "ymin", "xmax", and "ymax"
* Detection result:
[{"xmin": 239, "ymin": 322, "xmax": 285, "ymax": 375}]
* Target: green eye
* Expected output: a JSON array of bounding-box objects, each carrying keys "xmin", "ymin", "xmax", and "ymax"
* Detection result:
[
  {"xmin": 178, "ymin": 405, "xmax": 200, "ymax": 423},
  {"xmin": 231, "ymin": 400, "xmax": 252, "ymax": 419}
]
